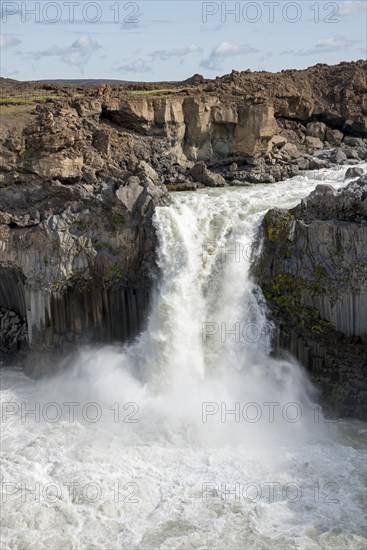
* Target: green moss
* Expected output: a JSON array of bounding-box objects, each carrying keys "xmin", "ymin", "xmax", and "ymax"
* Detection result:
[
  {"xmin": 103, "ymin": 265, "xmax": 129, "ymax": 286},
  {"xmin": 264, "ymin": 273, "xmax": 332, "ymax": 334},
  {"xmin": 264, "ymin": 211, "xmax": 294, "ymax": 243},
  {"xmin": 311, "ymin": 319, "xmax": 332, "ymax": 335},
  {"xmin": 313, "ymin": 265, "xmax": 330, "ymax": 280},
  {"xmin": 51, "ymin": 269, "xmax": 123, "ymax": 293},
  {"xmin": 70, "ymin": 206, "xmax": 127, "ymax": 234}
]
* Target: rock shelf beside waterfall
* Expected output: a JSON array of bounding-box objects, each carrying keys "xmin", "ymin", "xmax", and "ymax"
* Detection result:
[{"xmin": 252, "ymin": 176, "xmax": 367, "ymax": 419}]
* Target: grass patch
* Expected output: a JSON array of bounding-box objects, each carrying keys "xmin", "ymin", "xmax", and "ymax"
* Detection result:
[
  {"xmin": 130, "ymin": 88, "xmax": 187, "ymax": 97},
  {"xmin": 0, "ymin": 104, "xmax": 33, "ymax": 116},
  {"xmin": 0, "ymin": 95, "xmax": 63, "ymax": 106}
]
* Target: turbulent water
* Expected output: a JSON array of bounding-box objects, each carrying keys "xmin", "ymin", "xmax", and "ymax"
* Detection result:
[{"xmin": 1, "ymin": 165, "xmax": 366, "ymax": 550}]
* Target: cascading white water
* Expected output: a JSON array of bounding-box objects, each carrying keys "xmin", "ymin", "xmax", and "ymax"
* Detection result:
[{"xmin": 1, "ymin": 164, "xmax": 366, "ymax": 550}]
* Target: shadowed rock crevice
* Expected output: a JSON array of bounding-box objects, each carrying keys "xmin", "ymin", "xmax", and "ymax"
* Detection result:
[
  {"xmin": 0, "ymin": 266, "xmax": 27, "ymax": 319},
  {"xmin": 49, "ymin": 286, "xmax": 150, "ymax": 345},
  {"xmin": 0, "ymin": 267, "xmax": 29, "ymax": 356}
]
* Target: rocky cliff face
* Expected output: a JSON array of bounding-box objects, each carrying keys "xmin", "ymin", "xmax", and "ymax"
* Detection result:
[
  {"xmin": 209, "ymin": 60, "xmax": 367, "ymax": 136},
  {"xmin": 101, "ymin": 95, "xmax": 277, "ymax": 162},
  {"xmin": 252, "ymin": 176, "xmax": 367, "ymax": 419},
  {"xmin": 0, "ymin": 61, "xmax": 366, "ymax": 377},
  {"xmin": 0, "ymin": 106, "xmax": 170, "ymax": 367}
]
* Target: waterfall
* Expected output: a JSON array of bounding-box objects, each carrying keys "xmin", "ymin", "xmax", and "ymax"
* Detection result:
[
  {"xmin": 1, "ymin": 165, "xmax": 366, "ymax": 550},
  {"xmin": 34, "ymin": 168, "xmax": 359, "ymax": 445}
]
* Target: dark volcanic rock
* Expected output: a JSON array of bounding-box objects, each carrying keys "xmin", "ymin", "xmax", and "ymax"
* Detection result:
[
  {"xmin": 0, "ymin": 307, "xmax": 28, "ymax": 356},
  {"xmin": 190, "ymin": 162, "xmax": 226, "ymax": 187},
  {"xmin": 252, "ymin": 181, "xmax": 367, "ymax": 419},
  {"xmin": 345, "ymin": 167, "xmax": 364, "ymax": 180}
]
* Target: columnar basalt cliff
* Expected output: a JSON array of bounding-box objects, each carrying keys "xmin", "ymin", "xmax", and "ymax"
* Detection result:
[
  {"xmin": 0, "ymin": 99, "xmax": 171, "ymax": 361},
  {"xmin": 0, "ymin": 61, "xmax": 366, "ymax": 384},
  {"xmin": 252, "ymin": 177, "xmax": 367, "ymax": 419}
]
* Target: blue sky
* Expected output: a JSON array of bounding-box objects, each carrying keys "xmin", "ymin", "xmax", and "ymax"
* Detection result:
[{"xmin": 0, "ymin": 0, "xmax": 366, "ymax": 81}]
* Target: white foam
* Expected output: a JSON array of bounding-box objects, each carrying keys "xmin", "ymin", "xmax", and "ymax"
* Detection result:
[{"xmin": 1, "ymin": 163, "xmax": 366, "ymax": 549}]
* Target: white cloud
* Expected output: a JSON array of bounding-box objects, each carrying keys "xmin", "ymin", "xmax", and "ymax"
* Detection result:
[
  {"xmin": 150, "ymin": 44, "xmax": 203, "ymax": 62},
  {"xmin": 279, "ymin": 50, "xmax": 295, "ymax": 56},
  {"xmin": 117, "ymin": 58, "xmax": 152, "ymax": 74},
  {"xmin": 294, "ymin": 35, "xmax": 359, "ymax": 56},
  {"xmin": 338, "ymin": 1, "xmax": 367, "ymax": 16},
  {"xmin": 0, "ymin": 35, "xmax": 21, "ymax": 49},
  {"xmin": 30, "ymin": 35, "xmax": 102, "ymax": 70},
  {"xmin": 260, "ymin": 51, "xmax": 273, "ymax": 62},
  {"xmin": 0, "ymin": 66, "xmax": 19, "ymax": 77},
  {"xmin": 317, "ymin": 36, "xmax": 357, "ymax": 48},
  {"xmin": 200, "ymin": 41, "xmax": 258, "ymax": 70},
  {"xmin": 200, "ymin": 23, "xmax": 223, "ymax": 32}
]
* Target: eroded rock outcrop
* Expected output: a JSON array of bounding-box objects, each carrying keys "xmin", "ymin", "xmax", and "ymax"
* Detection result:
[
  {"xmin": 0, "ymin": 156, "xmax": 169, "ymax": 368},
  {"xmin": 253, "ymin": 177, "xmax": 367, "ymax": 418},
  {"xmin": 100, "ymin": 96, "xmax": 277, "ymax": 163},
  {"xmin": 0, "ymin": 61, "xmax": 366, "ymax": 373},
  {"xmin": 213, "ymin": 61, "xmax": 367, "ymax": 137}
]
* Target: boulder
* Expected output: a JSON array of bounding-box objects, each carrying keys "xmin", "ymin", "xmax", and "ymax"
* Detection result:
[
  {"xmin": 308, "ymin": 158, "xmax": 329, "ymax": 170},
  {"xmin": 280, "ymin": 143, "xmax": 301, "ymax": 159},
  {"xmin": 138, "ymin": 161, "xmax": 160, "ymax": 183},
  {"xmin": 306, "ymin": 121, "xmax": 326, "ymax": 141},
  {"xmin": 259, "ymin": 173, "xmax": 275, "ymax": 184},
  {"xmin": 345, "ymin": 167, "xmax": 364, "ymax": 180},
  {"xmin": 356, "ymin": 147, "xmax": 367, "ymax": 160},
  {"xmin": 325, "ymin": 128, "xmax": 343, "ymax": 144},
  {"xmin": 190, "ymin": 162, "xmax": 226, "ymax": 187},
  {"xmin": 297, "ymin": 158, "xmax": 311, "ymax": 170},
  {"xmin": 330, "ymin": 148, "xmax": 347, "ymax": 164},
  {"xmin": 343, "ymin": 136, "xmax": 365, "ymax": 147},
  {"xmin": 305, "ymin": 136, "xmax": 324, "ymax": 149},
  {"xmin": 271, "ymin": 135, "xmax": 287, "ymax": 149},
  {"xmin": 116, "ymin": 176, "xmax": 144, "ymax": 212},
  {"xmin": 344, "ymin": 147, "xmax": 359, "ymax": 160}
]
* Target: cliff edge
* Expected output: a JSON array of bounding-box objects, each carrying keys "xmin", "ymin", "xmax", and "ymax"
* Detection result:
[{"xmin": 253, "ymin": 176, "xmax": 367, "ymax": 418}]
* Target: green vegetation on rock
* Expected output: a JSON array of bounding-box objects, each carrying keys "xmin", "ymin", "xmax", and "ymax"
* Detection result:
[
  {"xmin": 263, "ymin": 273, "xmax": 332, "ymax": 334},
  {"xmin": 263, "ymin": 211, "xmax": 294, "ymax": 242}
]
